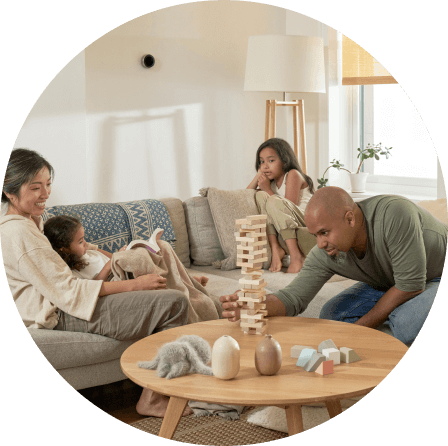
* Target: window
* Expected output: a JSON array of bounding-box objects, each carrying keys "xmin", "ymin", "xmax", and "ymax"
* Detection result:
[{"xmin": 358, "ymin": 84, "xmax": 437, "ymax": 197}]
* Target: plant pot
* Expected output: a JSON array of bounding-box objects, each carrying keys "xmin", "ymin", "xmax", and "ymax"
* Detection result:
[
  {"xmin": 211, "ymin": 335, "xmax": 240, "ymax": 380},
  {"xmin": 349, "ymin": 173, "xmax": 369, "ymax": 193}
]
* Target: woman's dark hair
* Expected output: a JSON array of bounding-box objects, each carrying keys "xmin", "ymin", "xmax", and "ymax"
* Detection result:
[
  {"xmin": 255, "ymin": 138, "xmax": 315, "ymax": 194},
  {"xmin": 2, "ymin": 148, "xmax": 54, "ymax": 203},
  {"xmin": 44, "ymin": 215, "xmax": 88, "ymax": 271}
]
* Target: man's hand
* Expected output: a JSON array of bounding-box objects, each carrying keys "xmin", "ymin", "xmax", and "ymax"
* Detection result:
[{"xmin": 220, "ymin": 291, "xmax": 242, "ymax": 322}]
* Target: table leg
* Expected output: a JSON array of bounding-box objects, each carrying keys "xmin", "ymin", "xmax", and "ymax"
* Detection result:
[
  {"xmin": 284, "ymin": 404, "xmax": 304, "ymax": 435},
  {"xmin": 158, "ymin": 396, "xmax": 189, "ymax": 439},
  {"xmin": 325, "ymin": 399, "xmax": 343, "ymax": 418}
]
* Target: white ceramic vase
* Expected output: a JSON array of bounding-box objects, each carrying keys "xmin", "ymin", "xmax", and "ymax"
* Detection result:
[
  {"xmin": 212, "ymin": 335, "xmax": 240, "ymax": 380},
  {"xmin": 349, "ymin": 172, "xmax": 369, "ymax": 193}
]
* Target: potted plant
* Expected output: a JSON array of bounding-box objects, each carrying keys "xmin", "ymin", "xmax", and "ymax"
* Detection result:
[
  {"xmin": 317, "ymin": 159, "xmax": 351, "ymax": 189},
  {"xmin": 318, "ymin": 143, "xmax": 392, "ymax": 192},
  {"xmin": 350, "ymin": 143, "xmax": 392, "ymax": 192}
]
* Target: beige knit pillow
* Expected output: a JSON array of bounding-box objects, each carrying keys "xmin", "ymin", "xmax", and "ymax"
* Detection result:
[{"xmin": 202, "ymin": 187, "xmax": 271, "ymax": 271}]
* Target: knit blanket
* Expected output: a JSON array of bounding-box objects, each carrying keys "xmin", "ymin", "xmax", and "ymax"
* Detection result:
[{"xmin": 110, "ymin": 241, "xmax": 220, "ymax": 324}]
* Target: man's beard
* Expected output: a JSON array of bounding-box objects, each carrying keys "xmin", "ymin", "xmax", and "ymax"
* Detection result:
[{"xmin": 328, "ymin": 250, "xmax": 347, "ymax": 265}]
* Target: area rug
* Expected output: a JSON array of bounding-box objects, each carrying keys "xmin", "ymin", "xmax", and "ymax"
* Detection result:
[{"xmin": 130, "ymin": 406, "xmax": 346, "ymax": 445}]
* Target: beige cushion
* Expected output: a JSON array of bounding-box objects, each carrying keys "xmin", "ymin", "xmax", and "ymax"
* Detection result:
[
  {"xmin": 183, "ymin": 197, "xmax": 225, "ymax": 266},
  {"xmin": 417, "ymin": 198, "xmax": 448, "ymax": 224},
  {"xmin": 205, "ymin": 187, "xmax": 266, "ymax": 271},
  {"xmin": 160, "ymin": 197, "xmax": 190, "ymax": 268}
]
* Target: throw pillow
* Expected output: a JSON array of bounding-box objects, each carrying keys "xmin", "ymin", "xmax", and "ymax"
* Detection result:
[
  {"xmin": 183, "ymin": 197, "xmax": 225, "ymax": 266},
  {"xmin": 202, "ymin": 187, "xmax": 271, "ymax": 271}
]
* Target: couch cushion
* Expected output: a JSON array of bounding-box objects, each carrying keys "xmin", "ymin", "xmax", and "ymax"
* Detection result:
[
  {"xmin": 417, "ymin": 198, "xmax": 448, "ymax": 224},
  {"xmin": 183, "ymin": 196, "xmax": 224, "ymax": 266},
  {"xmin": 28, "ymin": 328, "xmax": 134, "ymax": 370},
  {"xmin": 204, "ymin": 187, "xmax": 269, "ymax": 271},
  {"xmin": 160, "ymin": 197, "xmax": 190, "ymax": 268}
]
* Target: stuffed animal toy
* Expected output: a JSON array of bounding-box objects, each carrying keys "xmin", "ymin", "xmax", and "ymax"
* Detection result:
[{"xmin": 137, "ymin": 335, "xmax": 213, "ymax": 379}]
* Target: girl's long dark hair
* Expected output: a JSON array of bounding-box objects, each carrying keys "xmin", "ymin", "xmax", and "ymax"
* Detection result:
[
  {"xmin": 255, "ymin": 138, "xmax": 315, "ymax": 194},
  {"xmin": 44, "ymin": 215, "xmax": 88, "ymax": 271}
]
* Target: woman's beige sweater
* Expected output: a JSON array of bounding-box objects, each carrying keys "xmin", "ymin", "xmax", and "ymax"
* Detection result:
[{"xmin": 0, "ymin": 214, "xmax": 102, "ymax": 329}]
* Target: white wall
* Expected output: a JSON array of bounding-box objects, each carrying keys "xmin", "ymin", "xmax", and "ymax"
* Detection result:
[
  {"xmin": 13, "ymin": 1, "xmax": 330, "ymax": 205},
  {"xmin": 14, "ymin": 52, "xmax": 88, "ymax": 206}
]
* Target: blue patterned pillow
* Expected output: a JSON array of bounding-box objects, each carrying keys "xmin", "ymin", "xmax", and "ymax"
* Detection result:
[{"xmin": 43, "ymin": 199, "xmax": 176, "ymax": 254}]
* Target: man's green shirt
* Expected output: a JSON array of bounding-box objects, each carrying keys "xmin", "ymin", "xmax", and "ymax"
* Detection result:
[{"xmin": 275, "ymin": 195, "xmax": 447, "ymax": 316}]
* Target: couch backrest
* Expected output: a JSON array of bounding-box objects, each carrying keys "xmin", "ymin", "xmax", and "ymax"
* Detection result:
[{"xmin": 42, "ymin": 198, "xmax": 179, "ymax": 257}]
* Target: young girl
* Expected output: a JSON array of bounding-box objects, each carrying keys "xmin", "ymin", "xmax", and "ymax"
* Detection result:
[
  {"xmin": 247, "ymin": 138, "xmax": 317, "ymax": 274},
  {"xmin": 44, "ymin": 215, "xmax": 209, "ymax": 286}
]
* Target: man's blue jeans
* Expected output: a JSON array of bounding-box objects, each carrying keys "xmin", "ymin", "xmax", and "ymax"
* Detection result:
[{"xmin": 319, "ymin": 277, "xmax": 441, "ymax": 345}]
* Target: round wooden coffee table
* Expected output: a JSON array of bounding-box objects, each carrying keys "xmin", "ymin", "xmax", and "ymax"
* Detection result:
[{"xmin": 121, "ymin": 317, "xmax": 407, "ymax": 438}]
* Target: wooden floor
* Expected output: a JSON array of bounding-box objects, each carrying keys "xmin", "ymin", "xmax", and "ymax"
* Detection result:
[{"xmin": 79, "ymin": 379, "xmax": 146, "ymax": 425}]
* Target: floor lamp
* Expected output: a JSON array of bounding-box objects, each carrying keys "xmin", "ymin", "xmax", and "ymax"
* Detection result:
[{"xmin": 244, "ymin": 35, "xmax": 326, "ymax": 174}]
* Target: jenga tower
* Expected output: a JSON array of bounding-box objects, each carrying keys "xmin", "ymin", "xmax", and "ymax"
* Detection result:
[{"xmin": 235, "ymin": 215, "xmax": 269, "ymax": 335}]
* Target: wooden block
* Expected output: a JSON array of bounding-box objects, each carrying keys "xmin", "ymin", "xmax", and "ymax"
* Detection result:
[
  {"xmin": 241, "ymin": 224, "xmax": 266, "ymax": 230},
  {"xmin": 241, "ymin": 308, "xmax": 267, "ymax": 316},
  {"xmin": 247, "ymin": 214, "xmax": 267, "ymax": 221},
  {"xmin": 240, "ymin": 291, "xmax": 266, "ymax": 299},
  {"xmin": 235, "ymin": 218, "xmax": 252, "ymax": 225},
  {"xmin": 296, "ymin": 348, "xmax": 317, "ymax": 367},
  {"xmin": 240, "ymin": 315, "xmax": 266, "ymax": 322},
  {"xmin": 241, "ymin": 269, "xmax": 263, "ymax": 276},
  {"xmin": 318, "ymin": 339, "xmax": 338, "ymax": 353},
  {"xmin": 322, "ymin": 348, "xmax": 341, "ymax": 365},
  {"xmin": 237, "ymin": 251, "xmax": 267, "ymax": 260},
  {"xmin": 340, "ymin": 347, "xmax": 361, "ymax": 363},
  {"xmin": 244, "ymin": 303, "xmax": 266, "ymax": 311},
  {"xmin": 235, "ymin": 236, "xmax": 267, "ymax": 243},
  {"xmin": 240, "ymin": 321, "xmax": 266, "ymax": 329},
  {"xmin": 237, "ymin": 245, "xmax": 264, "ymax": 252},
  {"xmin": 315, "ymin": 360, "xmax": 334, "ymax": 376},
  {"xmin": 304, "ymin": 353, "xmax": 326, "ymax": 372},
  {"xmin": 291, "ymin": 345, "xmax": 313, "ymax": 359},
  {"xmin": 255, "ymin": 325, "xmax": 267, "ymax": 335},
  {"xmin": 236, "ymin": 258, "xmax": 268, "ymax": 268},
  {"xmin": 239, "ymin": 278, "xmax": 265, "ymax": 286}
]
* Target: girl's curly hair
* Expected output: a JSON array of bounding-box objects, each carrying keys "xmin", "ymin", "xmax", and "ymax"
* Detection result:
[{"xmin": 44, "ymin": 215, "xmax": 88, "ymax": 271}]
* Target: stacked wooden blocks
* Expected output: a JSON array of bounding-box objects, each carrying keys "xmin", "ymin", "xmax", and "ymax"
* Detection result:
[{"xmin": 235, "ymin": 215, "xmax": 269, "ymax": 335}]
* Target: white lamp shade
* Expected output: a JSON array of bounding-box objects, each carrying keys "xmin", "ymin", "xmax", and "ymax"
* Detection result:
[{"xmin": 244, "ymin": 35, "xmax": 326, "ymax": 93}]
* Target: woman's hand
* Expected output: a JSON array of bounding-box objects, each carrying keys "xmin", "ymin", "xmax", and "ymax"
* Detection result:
[
  {"xmin": 219, "ymin": 291, "xmax": 242, "ymax": 322},
  {"xmin": 193, "ymin": 276, "xmax": 209, "ymax": 287},
  {"xmin": 257, "ymin": 172, "xmax": 271, "ymax": 192},
  {"xmin": 134, "ymin": 274, "xmax": 167, "ymax": 290},
  {"xmin": 119, "ymin": 245, "xmax": 128, "ymax": 252}
]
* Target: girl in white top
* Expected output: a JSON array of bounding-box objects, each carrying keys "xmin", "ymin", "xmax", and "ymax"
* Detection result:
[
  {"xmin": 44, "ymin": 215, "xmax": 210, "ymax": 287},
  {"xmin": 247, "ymin": 138, "xmax": 316, "ymax": 274}
]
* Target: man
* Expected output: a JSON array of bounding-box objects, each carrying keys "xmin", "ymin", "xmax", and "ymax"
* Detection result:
[{"xmin": 220, "ymin": 187, "xmax": 447, "ymax": 345}]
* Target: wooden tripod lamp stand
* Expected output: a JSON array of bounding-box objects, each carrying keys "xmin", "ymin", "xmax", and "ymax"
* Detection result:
[
  {"xmin": 244, "ymin": 35, "xmax": 326, "ymax": 174},
  {"xmin": 265, "ymin": 98, "xmax": 306, "ymax": 172}
]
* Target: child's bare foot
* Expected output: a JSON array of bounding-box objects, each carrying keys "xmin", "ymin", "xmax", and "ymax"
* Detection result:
[
  {"xmin": 269, "ymin": 246, "xmax": 286, "ymax": 272},
  {"xmin": 286, "ymin": 257, "xmax": 305, "ymax": 274},
  {"xmin": 193, "ymin": 276, "xmax": 209, "ymax": 287}
]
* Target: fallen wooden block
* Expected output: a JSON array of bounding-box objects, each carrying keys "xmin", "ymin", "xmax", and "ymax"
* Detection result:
[
  {"xmin": 315, "ymin": 360, "xmax": 334, "ymax": 376},
  {"xmin": 318, "ymin": 339, "xmax": 338, "ymax": 353},
  {"xmin": 322, "ymin": 348, "xmax": 340, "ymax": 365},
  {"xmin": 296, "ymin": 348, "xmax": 317, "ymax": 367},
  {"xmin": 340, "ymin": 347, "xmax": 361, "ymax": 363},
  {"xmin": 291, "ymin": 345, "xmax": 313, "ymax": 359},
  {"xmin": 303, "ymin": 353, "xmax": 326, "ymax": 372}
]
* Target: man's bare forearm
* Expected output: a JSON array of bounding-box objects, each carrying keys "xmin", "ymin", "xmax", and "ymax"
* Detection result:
[{"xmin": 265, "ymin": 294, "xmax": 287, "ymax": 317}]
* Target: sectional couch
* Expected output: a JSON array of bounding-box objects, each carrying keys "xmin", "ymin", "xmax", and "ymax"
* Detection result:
[{"xmin": 25, "ymin": 189, "xmax": 447, "ymax": 390}]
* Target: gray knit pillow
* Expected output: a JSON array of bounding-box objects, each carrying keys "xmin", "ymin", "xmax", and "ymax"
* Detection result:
[
  {"xmin": 203, "ymin": 187, "xmax": 270, "ymax": 271},
  {"xmin": 183, "ymin": 197, "xmax": 225, "ymax": 266}
]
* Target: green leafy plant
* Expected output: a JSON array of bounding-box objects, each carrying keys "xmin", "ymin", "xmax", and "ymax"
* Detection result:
[
  {"xmin": 317, "ymin": 143, "xmax": 392, "ymax": 188},
  {"xmin": 355, "ymin": 143, "xmax": 392, "ymax": 174},
  {"xmin": 317, "ymin": 159, "xmax": 351, "ymax": 189}
]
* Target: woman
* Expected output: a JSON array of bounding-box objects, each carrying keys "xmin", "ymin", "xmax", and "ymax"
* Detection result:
[{"xmin": 0, "ymin": 148, "xmax": 192, "ymax": 417}]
